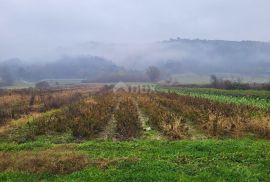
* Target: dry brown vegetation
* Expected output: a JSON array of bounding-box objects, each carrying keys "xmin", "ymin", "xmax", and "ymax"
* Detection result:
[
  {"xmin": 0, "ymin": 85, "xmax": 102, "ymax": 125},
  {"xmin": 0, "ymin": 143, "xmax": 139, "ymax": 175},
  {"xmin": 0, "ymin": 150, "xmax": 90, "ymax": 175},
  {"xmin": 137, "ymin": 94, "xmax": 189, "ymax": 139},
  {"xmin": 19, "ymin": 93, "xmax": 116, "ymax": 140},
  {"xmin": 2, "ymin": 86, "xmax": 270, "ymax": 143},
  {"xmin": 115, "ymin": 95, "xmax": 142, "ymax": 139},
  {"xmin": 0, "ymin": 151, "xmax": 140, "ymax": 175},
  {"xmin": 153, "ymin": 93, "xmax": 270, "ymax": 138}
]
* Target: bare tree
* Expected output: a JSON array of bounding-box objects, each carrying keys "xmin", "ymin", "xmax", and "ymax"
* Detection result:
[{"xmin": 146, "ymin": 66, "xmax": 161, "ymax": 82}]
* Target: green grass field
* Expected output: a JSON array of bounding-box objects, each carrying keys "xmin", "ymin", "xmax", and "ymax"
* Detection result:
[{"xmin": 0, "ymin": 138, "xmax": 270, "ymax": 181}]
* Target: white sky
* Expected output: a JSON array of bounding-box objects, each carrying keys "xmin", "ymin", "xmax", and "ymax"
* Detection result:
[{"xmin": 0, "ymin": 0, "xmax": 270, "ymax": 59}]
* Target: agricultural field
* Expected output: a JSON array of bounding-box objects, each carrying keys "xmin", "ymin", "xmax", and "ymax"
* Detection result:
[
  {"xmin": 0, "ymin": 85, "xmax": 270, "ymax": 181},
  {"xmin": 158, "ymin": 87, "xmax": 270, "ymax": 109}
]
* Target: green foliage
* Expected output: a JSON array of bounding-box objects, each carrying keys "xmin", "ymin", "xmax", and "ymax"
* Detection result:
[
  {"xmin": 0, "ymin": 141, "xmax": 52, "ymax": 152},
  {"xmin": 0, "ymin": 138, "xmax": 270, "ymax": 181}
]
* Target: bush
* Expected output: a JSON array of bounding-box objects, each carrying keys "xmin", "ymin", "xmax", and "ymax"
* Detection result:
[
  {"xmin": 115, "ymin": 98, "xmax": 142, "ymax": 139},
  {"xmin": 35, "ymin": 81, "xmax": 50, "ymax": 89}
]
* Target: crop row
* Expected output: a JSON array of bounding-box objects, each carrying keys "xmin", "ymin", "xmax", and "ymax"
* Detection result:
[
  {"xmin": 0, "ymin": 86, "xmax": 100, "ymax": 124},
  {"xmin": 114, "ymin": 96, "xmax": 142, "ymax": 139},
  {"xmin": 156, "ymin": 93, "xmax": 270, "ymax": 138},
  {"xmin": 137, "ymin": 94, "xmax": 189, "ymax": 139},
  {"xmin": 158, "ymin": 87, "xmax": 270, "ymax": 109},
  {"xmin": 15, "ymin": 94, "xmax": 116, "ymax": 141},
  {"xmin": 7, "ymin": 91, "xmax": 270, "ymax": 141}
]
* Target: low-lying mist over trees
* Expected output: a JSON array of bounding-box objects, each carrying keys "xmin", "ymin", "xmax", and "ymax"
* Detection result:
[{"xmin": 1, "ymin": 38, "xmax": 270, "ymax": 86}]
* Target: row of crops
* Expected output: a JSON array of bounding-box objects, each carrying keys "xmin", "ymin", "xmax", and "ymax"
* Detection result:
[
  {"xmin": 1, "ymin": 82, "xmax": 270, "ymax": 141},
  {"xmin": 1, "ymin": 86, "xmax": 270, "ymax": 181},
  {"xmin": 2, "ymin": 91, "xmax": 269, "ymax": 142},
  {"xmin": 154, "ymin": 92, "xmax": 270, "ymax": 138},
  {"xmin": 0, "ymin": 86, "xmax": 101, "ymax": 124},
  {"xmin": 158, "ymin": 87, "xmax": 270, "ymax": 109}
]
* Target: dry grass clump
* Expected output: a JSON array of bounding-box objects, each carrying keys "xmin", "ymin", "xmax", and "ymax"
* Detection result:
[
  {"xmin": 0, "ymin": 150, "xmax": 90, "ymax": 175},
  {"xmin": 0, "ymin": 143, "xmax": 139, "ymax": 175},
  {"xmin": 0, "ymin": 94, "xmax": 30, "ymax": 124},
  {"xmin": 39, "ymin": 92, "xmax": 83, "ymax": 111},
  {"xmin": 201, "ymin": 115, "xmax": 245, "ymax": 137},
  {"xmin": 248, "ymin": 117, "xmax": 270, "ymax": 138}
]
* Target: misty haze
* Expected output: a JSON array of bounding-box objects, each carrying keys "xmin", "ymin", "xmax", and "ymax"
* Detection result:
[{"xmin": 1, "ymin": 1, "xmax": 270, "ymax": 181}]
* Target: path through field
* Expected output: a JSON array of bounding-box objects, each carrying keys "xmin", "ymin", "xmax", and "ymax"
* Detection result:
[
  {"xmin": 134, "ymin": 100, "xmax": 165, "ymax": 140},
  {"xmin": 99, "ymin": 102, "xmax": 119, "ymax": 140}
]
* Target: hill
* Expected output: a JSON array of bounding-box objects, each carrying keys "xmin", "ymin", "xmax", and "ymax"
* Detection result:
[{"xmin": 0, "ymin": 56, "xmax": 121, "ymax": 86}]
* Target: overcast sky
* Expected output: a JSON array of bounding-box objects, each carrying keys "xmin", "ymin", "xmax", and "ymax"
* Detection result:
[{"xmin": 0, "ymin": 0, "xmax": 270, "ymax": 59}]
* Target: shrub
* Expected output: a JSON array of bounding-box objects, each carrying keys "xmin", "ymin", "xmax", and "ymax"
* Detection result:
[
  {"xmin": 35, "ymin": 81, "xmax": 50, "ymax": 89},
  {"xmin": 115, "ymin": 97, "xmax": 142, "ymax": 139}
]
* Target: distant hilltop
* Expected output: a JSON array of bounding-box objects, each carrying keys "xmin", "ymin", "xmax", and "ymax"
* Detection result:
[{"xmin": 162, "ymin": 37, "xmax": 270, "ymax": 44}]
